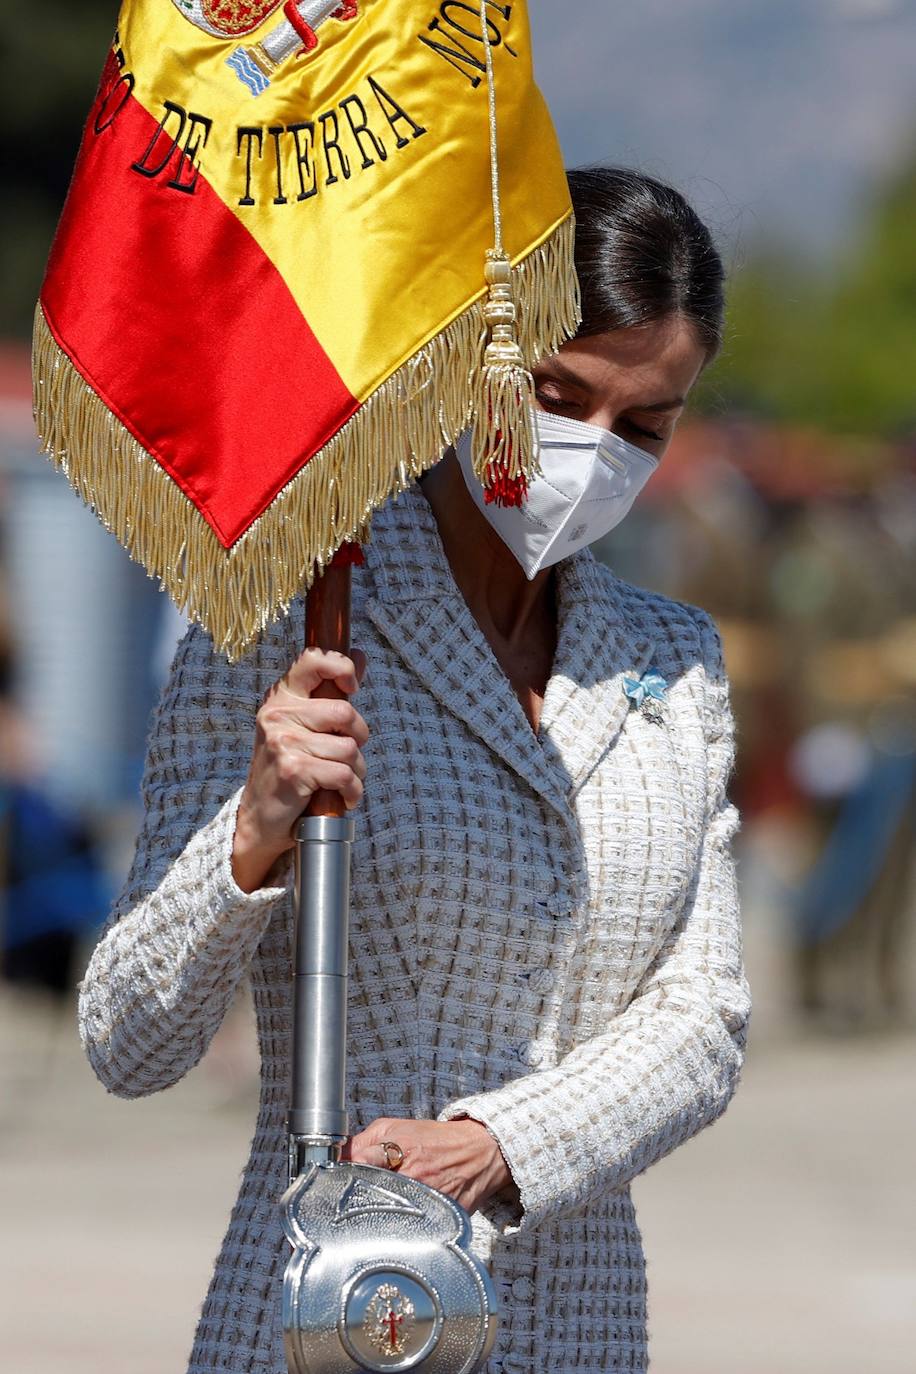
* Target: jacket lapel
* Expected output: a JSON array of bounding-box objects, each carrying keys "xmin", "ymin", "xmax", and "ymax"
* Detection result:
[
  {"xmin": 362, "ymin": 487, "xmax": 655, "ymax": 815},
  {"xmin": 367, "ymin": 595, "xmax": 575, "ymax": 820},
  {"xmin": 363, "ymin": 489, "xmax": 574, "ymax": 820},
  {"xmin": 538, "ymin": 551, "xmax": 656, "ymax": 798}
]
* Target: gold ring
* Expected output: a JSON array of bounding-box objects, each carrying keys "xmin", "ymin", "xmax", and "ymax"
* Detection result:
[{"xmin": 380, "ymin": 1140, "xmax": 404, "ymax": 1171}]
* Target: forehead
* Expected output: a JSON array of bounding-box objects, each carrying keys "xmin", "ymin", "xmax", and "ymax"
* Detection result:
[{"xmin": 550, "ymin": 317, "xmax": 707, "ymax": 403}]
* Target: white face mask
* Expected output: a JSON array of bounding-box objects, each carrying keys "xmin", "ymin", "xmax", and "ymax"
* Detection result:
[{"xmin": 456, "ymin": 409, "xmax": 659, "ymax": 578}]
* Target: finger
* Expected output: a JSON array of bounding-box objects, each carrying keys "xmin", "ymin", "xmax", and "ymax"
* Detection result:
[
  {"xmin": 308, "ymin": 759, "xmax": 364, "ymax": 809},
  {"xmin": 293, "ymin": 733, "xmax": 367, "ymax": 780},
  {"xmin": 293, "ymin": 698, "xmax": 370, "ymax": 746},
  {"xmin": 282, "ymin": 648, "xmax": 362, "ymax": 700},
  {"xmin": 349, "ymin": 1138, "xmax": 412, "ymax": 1171},
  {"xmin": 262, "ymin": 696, "xmax": 370, "ymax": 748},
  {"xmin": 345, "ymin": 1119, "xmax": 400, "ymax": 1165},
  {"xmin": 344, "ymin": 1128, "xmax": 379, "ymax": 1167}
]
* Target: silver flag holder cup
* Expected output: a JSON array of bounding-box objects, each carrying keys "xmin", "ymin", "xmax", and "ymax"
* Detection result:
[{"xmin": 281, "ymin": 562, "xmax": 497, "ymax": 1374}]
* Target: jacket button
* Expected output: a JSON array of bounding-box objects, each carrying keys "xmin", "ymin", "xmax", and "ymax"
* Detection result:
[
  {"xmin": 516, "ymin": 1042, "xmax": 544, "ymax": 1069},
  {"xmin": 511, "ymin": 1277, "xmax": 534, "ymax": 1302}
]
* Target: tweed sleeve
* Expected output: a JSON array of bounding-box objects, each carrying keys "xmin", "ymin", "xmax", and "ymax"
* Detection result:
[
  {"xmin": 439, "ymin": 610, "xmax": 751, "ymax": 1233},
  {"xmin": 78, "ymin": 621, "xmax": 294, "ymax": 1099}
]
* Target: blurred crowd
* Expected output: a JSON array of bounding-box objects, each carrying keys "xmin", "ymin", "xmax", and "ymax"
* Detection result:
[
  {"xmin": 0, "ymin": 393, "xmax": 914, "ymax": 1039},
  {"xmin": 604, "ymin": 417, "xmax": 916, "ymax": 1032}
]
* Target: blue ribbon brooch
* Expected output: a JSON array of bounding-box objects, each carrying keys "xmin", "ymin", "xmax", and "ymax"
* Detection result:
[{"xmin": 623, "ymin": 670, "xmax": 669, "ymax": 724}]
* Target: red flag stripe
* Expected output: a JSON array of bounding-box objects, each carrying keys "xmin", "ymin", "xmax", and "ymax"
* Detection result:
[{"xmin": 41, "ymin": 71, "xmax": 358, "ymax": 549}]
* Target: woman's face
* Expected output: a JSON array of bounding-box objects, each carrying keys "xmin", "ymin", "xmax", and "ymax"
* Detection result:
[{"xmin": 531, "ymin": 314, "xmax": 708, "ymax": 462}]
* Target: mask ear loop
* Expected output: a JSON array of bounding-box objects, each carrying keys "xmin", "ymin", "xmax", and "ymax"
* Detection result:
[{"xmin": 471, "ymin": 0, "xmax": 540, "ymax": 509}]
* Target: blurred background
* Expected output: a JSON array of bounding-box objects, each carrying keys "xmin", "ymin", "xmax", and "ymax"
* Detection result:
[{"xmin": 1, "ymin": 2, "xmax": 914, "ymax": 1371}]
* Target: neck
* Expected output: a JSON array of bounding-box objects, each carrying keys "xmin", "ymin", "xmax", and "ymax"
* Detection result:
[{"xmin": 419, "ymin": 450, "xmax": 554, "ymax": 645}]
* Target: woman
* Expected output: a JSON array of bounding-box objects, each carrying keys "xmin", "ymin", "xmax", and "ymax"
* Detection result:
[{"xmin": 79, "ymin": 167, "xmax": 750, "ymax": 1373}]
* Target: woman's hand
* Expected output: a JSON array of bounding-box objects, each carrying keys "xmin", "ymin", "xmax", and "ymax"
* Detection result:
[
  {"xmin": 343, "ymin": 1117, "xmax": 513, "ymax": 1215},
  {"xmin": 231, "ymin": 647, "xmax": 369, "ymax": 893}
]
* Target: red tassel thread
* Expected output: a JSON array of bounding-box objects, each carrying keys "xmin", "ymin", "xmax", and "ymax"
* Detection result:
[
  {"xmin": 480, "ymin": 421, "xmax": 530, "ymax": 507},
  {"xmin": 483, "ymin": 466, "xmax": 529, "ymax": 508}
]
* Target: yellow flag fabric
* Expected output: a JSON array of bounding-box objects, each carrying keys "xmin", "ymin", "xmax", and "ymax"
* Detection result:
[{"xmin": 34, "ymin": 0, "xmax": 579, "ymax": 656}]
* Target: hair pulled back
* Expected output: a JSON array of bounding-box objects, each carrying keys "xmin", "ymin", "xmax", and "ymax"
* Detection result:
[{"xmin": 568, "ymin": 167, "xmax": 725, "ymax": 360}]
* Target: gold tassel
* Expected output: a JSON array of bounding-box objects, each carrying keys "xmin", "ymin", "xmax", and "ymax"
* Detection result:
[
  {"xmin": 473, "ymin": 250, "xmax": 538, "ymax": 508},
  {"xmin": 31, "ymin": 217, "xmax": 578, "ymax": 662}
]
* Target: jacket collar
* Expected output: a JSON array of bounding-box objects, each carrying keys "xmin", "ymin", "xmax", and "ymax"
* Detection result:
[{"xmin": 362, "ymin": 487, "xmax": 655, "ymax": 815}]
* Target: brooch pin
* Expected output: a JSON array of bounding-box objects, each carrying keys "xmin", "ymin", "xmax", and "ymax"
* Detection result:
[{"xmin": 623, "ymin": 670, "xmax": 669, "ymax": 724}]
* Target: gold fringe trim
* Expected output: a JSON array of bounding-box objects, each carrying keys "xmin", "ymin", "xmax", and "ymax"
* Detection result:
[{"xmin": 32, "ymin": 216, "xmax": 580, "ymax": 661}]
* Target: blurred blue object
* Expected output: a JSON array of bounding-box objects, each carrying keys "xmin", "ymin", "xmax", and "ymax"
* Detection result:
[
  {"xmin": 794, "ymin": 751, "xmax": 916, "ymax": 946},
  {"xmin": 1, "ymin": 781, "xmax": 111, "ymax": 990}
]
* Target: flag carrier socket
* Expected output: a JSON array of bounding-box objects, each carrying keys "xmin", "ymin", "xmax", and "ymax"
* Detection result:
[
  {"xmin": 286, "ymin": 813, "xmax": 354, "ymax": 1187},
  {"xmin": 281, "ymin": 564, "xmax": 497, "ymax": 1374}
]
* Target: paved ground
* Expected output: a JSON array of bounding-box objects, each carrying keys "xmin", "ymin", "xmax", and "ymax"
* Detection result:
[{"xmin": 1, "ymin": 914, "xmax": 914, "ymax": 1374}]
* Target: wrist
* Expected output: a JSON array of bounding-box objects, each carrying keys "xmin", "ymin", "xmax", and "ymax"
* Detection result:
[
  {"xmin": 231, "ymin": 798, "xmax": 291, "ymax": 893},
  {"xmin": 465, "ymin": 1118, "xmax": 512, "ymax": 1199}
]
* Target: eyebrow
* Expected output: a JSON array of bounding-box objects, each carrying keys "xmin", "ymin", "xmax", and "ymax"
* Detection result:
[
  {"xmin": 537, "ymin": 361, "xmax": 685, "ymax": 411},
  {"xmin": 538, "ymin": 359, "xmax": 593, "ymax": 390}
]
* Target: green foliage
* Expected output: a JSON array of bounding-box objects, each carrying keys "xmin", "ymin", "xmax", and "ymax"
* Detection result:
[{"xmin": 698, "ymin": 140, "xmax": 916, "ymax": 439}]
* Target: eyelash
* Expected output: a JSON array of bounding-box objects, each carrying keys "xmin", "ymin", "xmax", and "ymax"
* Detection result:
[
  {"xmin": 536, "ymin": 391, "xmax": 665, "ymax": 443},
  {"xmin": 625, "ymin": 421, "xmax": 666, "ymax": 444},
  {"xmin": 535, "ymin": 388, "xmax": 580, "ymax": 413}
]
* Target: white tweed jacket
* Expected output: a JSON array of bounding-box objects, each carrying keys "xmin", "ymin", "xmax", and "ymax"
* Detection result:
[{"xmin": 78, "ymin": 484, "xmax": 750, "ymax": 1374}]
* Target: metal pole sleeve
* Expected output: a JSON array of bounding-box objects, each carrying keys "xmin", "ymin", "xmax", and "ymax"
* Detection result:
[{"xmin": 289, "ymin": 815, "xmax": 355, "ymax": 1141}]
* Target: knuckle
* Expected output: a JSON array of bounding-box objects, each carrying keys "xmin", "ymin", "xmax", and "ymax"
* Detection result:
[
  {"xmin": 259, "ymin": 702, "xmax": 286, "ymax": 732},
  {"xmin": 274, "ymin": 749, "xmax": 303, "ymax": 785},
  {"xmin": 328, "ymin": 699, "xmax": 356, "ymax": 731},
  {"xmin": 288, "ymin": 648, "xmax": 320, "ymax": 680},
  {"xmin": 320, "ymin": 762, "xmax": 349, "ymax": 790},
  {"xmin": 334, "ymin": 763, "xmax": 356, "ymax": 789}
]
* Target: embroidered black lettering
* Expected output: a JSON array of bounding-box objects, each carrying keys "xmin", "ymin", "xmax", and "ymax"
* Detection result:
[
  {"xmin": 417, "ymin": 18, "xmax": 485, "ymax": 87},
  {"xmin": 288, "ymin": 122, "xmax": 318, "ymax": 201},
  {"xmin": 166, "ymin": 110, "xmax": 212, "ymax": 194},
  {"xmin": 267, "ymin": 126, "xmax": 287, "ymax": 204},
  {"xmin": 439, "ymin": 1, "xmax": 513, "ymax": 50},
  {"xmin": 131, "ymin": 100, "xmax": 187, "ymax": 179},
  {"xmin": 488, "ymin": 0, "xmax": 518, "ymax": 56},
  {"xmin": 367, "ymin": 76, "xmax": 427, "ymax": 150},
  {"xmin": 319, "ymin": 109, "xmax": 351, "ymax": 185},
  {"xmin": 340, "ymin": 94, "xmax": 387, "ymax": 169},
  {"xmin": 236, "ymin": 126, "xmax": 263, "ymax": 206},
  {"xmin": 94, "ymin": 70, "xmax": 135, "ymax": 135}
]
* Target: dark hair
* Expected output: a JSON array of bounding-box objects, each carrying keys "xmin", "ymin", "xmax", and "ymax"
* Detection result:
[{"xmin": 568, "ymin": 167, "xmax": 725, "ymax": 360}]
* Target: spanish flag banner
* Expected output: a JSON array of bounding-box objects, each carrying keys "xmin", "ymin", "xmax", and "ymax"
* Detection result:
[{"xmin": 33, "ymin": 1, "xmax": 579, "ymax": 657}]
